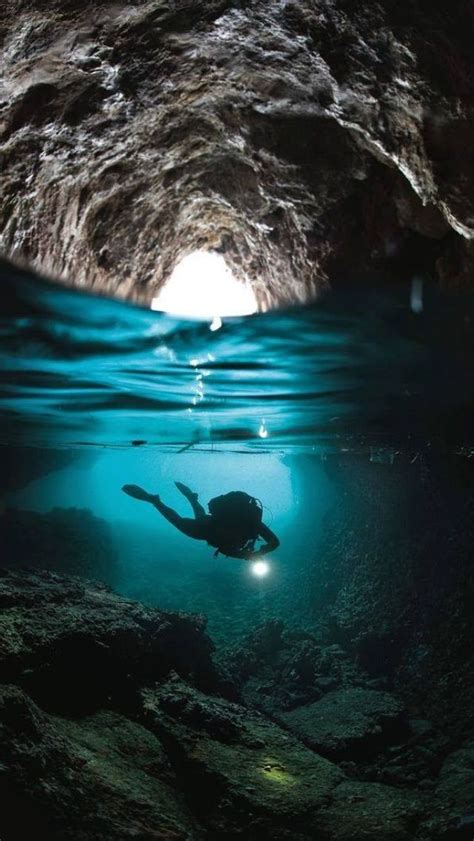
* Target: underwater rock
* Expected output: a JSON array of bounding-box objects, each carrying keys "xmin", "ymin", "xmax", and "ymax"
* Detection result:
[
  {"xmin": 0, "ymin": 570, "xmax": 458, "ymax": 840},
  {"xmin": 141, "ymin": 673, "xmax": 344, "ymax": 840},
  {"xmin": 1, "ymin": 0, "xmax": 473, "ymax": 304},
  {"xmin": 0, "ymin": 568, "xmax": 227, "ymax": 713},
  {"xmin": 280, "ymin": 687, "xmax": 406, "ymax": 760},
  {"xmin": 0, "ymin": 446, "xmax": 97, "ymax": 496},
  {"xmin": 1, "ymin": 675, "xmax": 427, "ymax": 841},
  {"xmin": 359, "ymin": 717, "xmax": 445, "ymax": 789},
  {"xmin": 315, "ymin": 779, "xmax": 425, "ymax": 841},
  {"xmin": 0, "ymin": 684, "xmax": 199, "ymax": 840},
  {"xmin": 437, "ymin": 816, "xmax": 474, "ymax": 841},
  {"xmin": 2, "ymin": 506, "xmax": 118, "ymax": 585},
  {"xmin": 431, "ymin": 742, "xmax": 474, "ymax": 837},
  {"xmin": 226, "ymin": 619, "xmax": 368, "ymax": 712},
  {"xmin": 436, "ymin": 741, "xmax": 474, "ymax": 809},
  {"xmin": 302, "ymin": 453, "xmax": 474, "ymax": 740}
]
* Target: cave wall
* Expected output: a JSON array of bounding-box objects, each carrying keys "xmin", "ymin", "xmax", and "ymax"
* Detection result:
[
  {"xmin": 0, "ymin": 446, "xmax": 98, "ymax": 496},
  {"xmin": 2, "ymin": 505, "xmax": 119, "ymax": 584},
  {"xmin": 299, "ymin": 452, "xmax": 474, "ymax": 740},
  {"xmin": 1, "ymin": 0, "xmax": 473, "ymax": 306}
]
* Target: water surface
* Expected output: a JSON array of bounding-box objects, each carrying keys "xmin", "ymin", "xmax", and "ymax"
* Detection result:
[{"xmin": 2, "ymin": 259, "xmax": 473, "ymax": 452}]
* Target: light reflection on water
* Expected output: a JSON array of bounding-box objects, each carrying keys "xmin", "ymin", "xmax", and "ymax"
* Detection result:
[{"xmin": 1, "ymin": 258, "xmax": 474, "ymax": 452}]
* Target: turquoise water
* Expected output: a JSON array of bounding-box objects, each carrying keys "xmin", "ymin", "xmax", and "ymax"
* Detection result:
[
  {"xmin": 2, "ymin": 258, "xmax": 474, "ymax": 644},
  {"xmin": 2, "ymin": 258, "xmax": 474, "ymax": 452}
]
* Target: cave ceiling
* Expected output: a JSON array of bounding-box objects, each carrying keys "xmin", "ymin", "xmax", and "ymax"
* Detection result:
[{"xmin": 1, "ymin": 0, "xmax": 473, "ymax": 308}]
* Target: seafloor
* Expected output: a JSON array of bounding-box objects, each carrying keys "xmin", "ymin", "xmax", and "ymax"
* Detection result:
[
  {"xmin": 2, "ymin": 450, "xmax": 474, "ymax": 840},
  {"xmin": 1, "ymin": 558, "xmax": 472, "ymax": 841}
]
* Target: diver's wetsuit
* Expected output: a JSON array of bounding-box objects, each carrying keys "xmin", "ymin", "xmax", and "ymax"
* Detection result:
[
  {"xmin": 150, "ymin": 497, "xmax": 278, "ymax": 559},
  {"xmin": 122, "ymin": 483, "xmax": 279, "ymax": 560}
]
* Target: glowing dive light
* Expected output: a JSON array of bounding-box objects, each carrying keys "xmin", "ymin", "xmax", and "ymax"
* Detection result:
[{"xmin": 251, "ymin": 560, "xmax": 270, "ymax": 578}]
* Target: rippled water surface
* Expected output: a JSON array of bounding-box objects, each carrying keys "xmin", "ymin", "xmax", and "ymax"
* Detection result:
[{"xmin": 1, "ymin": 259, "xmax": 474, "ymax": 452}]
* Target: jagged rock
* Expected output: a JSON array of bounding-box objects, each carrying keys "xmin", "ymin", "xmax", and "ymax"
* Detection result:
[
  {"xmin": 280, "ymin": 687, "xmax": 406, "ymax": 759},
  {"xmin": 225, "ymin": 619, "xmax": 366, "ymax": 712},
  {"xmin": 361, "ymin": 717, "xmax": 443, "ymax": 788},
  {"xmin": 2, "ymin": 506, "xmax": 118, "ymax": 584},
  {"xmin": 428, "ymin": 742, "xmax": 474, "ymax": 838},
  {"xmin": 0, "ymin": 571, "xmax": 442, "ymax": 839},
  {"xmin": 436, "ymin": 742, "xmax": 474, "ymax": 810},
  {"xmin": 315, "ymin": 779, "xmax": 425, "ymax": 841},
  {"xmin": 1, "ymin": 0, "xmax": 473, "ymax": 305},
  {"xmin": 0, "ymin": 568, "xmax": 228, "ymax": 713},
  {"xmin": 301, "ymin": 452, "xmax": 474, "ymax": 741},
  {"xmin": 141, "ymin": 674, "xmax": 344, "ymax": 840},
  {"xmin": 0, "ymin": 684, "xmax": 198, "ymax": 840}
]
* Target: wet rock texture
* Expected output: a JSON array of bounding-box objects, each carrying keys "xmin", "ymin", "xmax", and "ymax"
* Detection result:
[
  {"xmin": 1, "ymin": 0, "xmax": 473, "ymax": 306},
  {"xmin": 0, "ymin": 569, "xmax": 473, "ymax": 841},
  {"xmin": 142, "ymin": 676, "xmax": 344, "ymax": 839},
  {"xmin": 299, "ymin": 453, "xmax": 474, "ymax": 745},
  {"xmin": 2, "ymin": 506, "xmax": 119, "ymax": 584},
  {"xmin": 281, "ymin": 687, "xmax": 405, "ymax": 759},
  {"xmin": 0, "ymin": 686, "xmax": 199, "ymax": 841}
]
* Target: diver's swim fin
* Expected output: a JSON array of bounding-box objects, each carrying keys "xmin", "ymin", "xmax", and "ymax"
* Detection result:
[
  {"xmin": 175, "ymin": 482, "xmax": 198, "ymax": 501},
  {"xmin": 122, "ymin": 484, "xmax": 153, "ymax": 502}
]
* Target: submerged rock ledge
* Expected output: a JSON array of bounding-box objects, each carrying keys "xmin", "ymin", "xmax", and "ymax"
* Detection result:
[
  {"xmin": 1, "ymin": 0, "xmax": 473, "ymax": 306},
  {"xmin": 0, "ymin": 569, "xmax": 472, "ymax": 840}
]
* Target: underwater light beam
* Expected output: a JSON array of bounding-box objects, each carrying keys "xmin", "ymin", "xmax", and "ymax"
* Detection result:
[
  {"xmin": 251, "ymin": 559, "xmax": 270, "ymax": 577},
  {"xmin": 151, "ymin": 251, "xmax": 257, "ymax": 319}
]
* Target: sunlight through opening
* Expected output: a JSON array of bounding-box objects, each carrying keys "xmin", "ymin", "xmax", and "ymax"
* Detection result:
[{"xmin": 151, "ymin": 251, "xmax": 258, "ymax": 319}]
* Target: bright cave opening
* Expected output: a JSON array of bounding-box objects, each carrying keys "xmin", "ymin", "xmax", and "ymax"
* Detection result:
[{"xmin": 151, "ymin": 251, "xmax": 258, "ymax": 319}]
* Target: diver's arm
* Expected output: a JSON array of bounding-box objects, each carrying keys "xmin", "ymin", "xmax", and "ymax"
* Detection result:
[
  {"xmin": 255, "ymin": 522, "xmax": 280, "ymax": 555},
  {"xmin": 229, "ymin": 523, "xmax": 280, "ymax": 560},
  {"xmin": 216, "ymin": 524, "xmax": 280, "ymax": 561},
  {"xmin": 231, "ymin": 524, "xmax": 280, "ymax": 560}
]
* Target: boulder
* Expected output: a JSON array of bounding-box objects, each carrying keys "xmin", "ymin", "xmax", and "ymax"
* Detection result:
[
  {"xmin": 226, "ymin": 619, "xmax": 366, "ymax": 713},
  {"xmin": 316, "ymin": 779, "xmax": 425, "ymax": 841},
  {"xmin": 0, "ymin": 568, "xmax": 227, "ymax": 713},
  {"xmin": 436, "ymin": 741, "xmax": 474, "ymax": 811},
  {"xmin": 281, "ymin": 687, "xmax": 406, "ymax": 759},
  {"xmin": 141, "ymin": 674, "xmax": 344, "ymax": 840},
  {"xmin": 0, "ymin": 570, "xmax": 439, "ymax": 841},
  {"xmin": 0, "ymin": 684, "xmax": 198, "ymax": 840},
  {"xmin": 427, "ymin": 742, "xmax": 474, "ymax": 839}
]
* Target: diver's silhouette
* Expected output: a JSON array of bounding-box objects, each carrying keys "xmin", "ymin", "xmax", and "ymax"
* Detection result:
[{"xmin": 122, "ymin": 482, "xmax": 280, "ymax": 560}]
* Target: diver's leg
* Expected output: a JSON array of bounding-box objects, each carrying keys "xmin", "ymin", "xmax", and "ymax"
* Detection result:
[
  {"xmin": 175, "ymin": 481, "xmax": 206, "ymax": 519},
  {"xmin": 150, "ymin": 497, "xmax": 204, "ymax": 538},
  {"xmin": 122, "ymin": 485, "xmax": 205, "ymax": 539},
  {"xmin": 122, "ymin": 484, "xmax": 153, "ymax": 502}
]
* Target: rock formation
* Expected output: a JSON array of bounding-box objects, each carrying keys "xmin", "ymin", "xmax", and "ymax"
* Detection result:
[
  {"xmin": 280, "ymin": 687, "xmax": 406, "ymax": 759},
  {"xmin": 0, "ymin": 569, "xmax": 473, "ymax": 840},
  {"xmin": 0, "ymin": 446, "xmax": 97, "ymax": 496},
  {"xmin": 2, "ymin": 505, "xmax": 119, "ymax": 583},
  {"xmin": 1, "ymin": 0, "xmax": 473, "ymax": 307},
  {"xmin": 292, "ymin": 452, "xmax": 474, "ymax": 744}
]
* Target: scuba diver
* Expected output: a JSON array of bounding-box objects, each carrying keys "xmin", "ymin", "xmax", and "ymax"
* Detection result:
[{"xmin": 122, "ymin": 482, "xmax": 279, "ymax": 561}]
